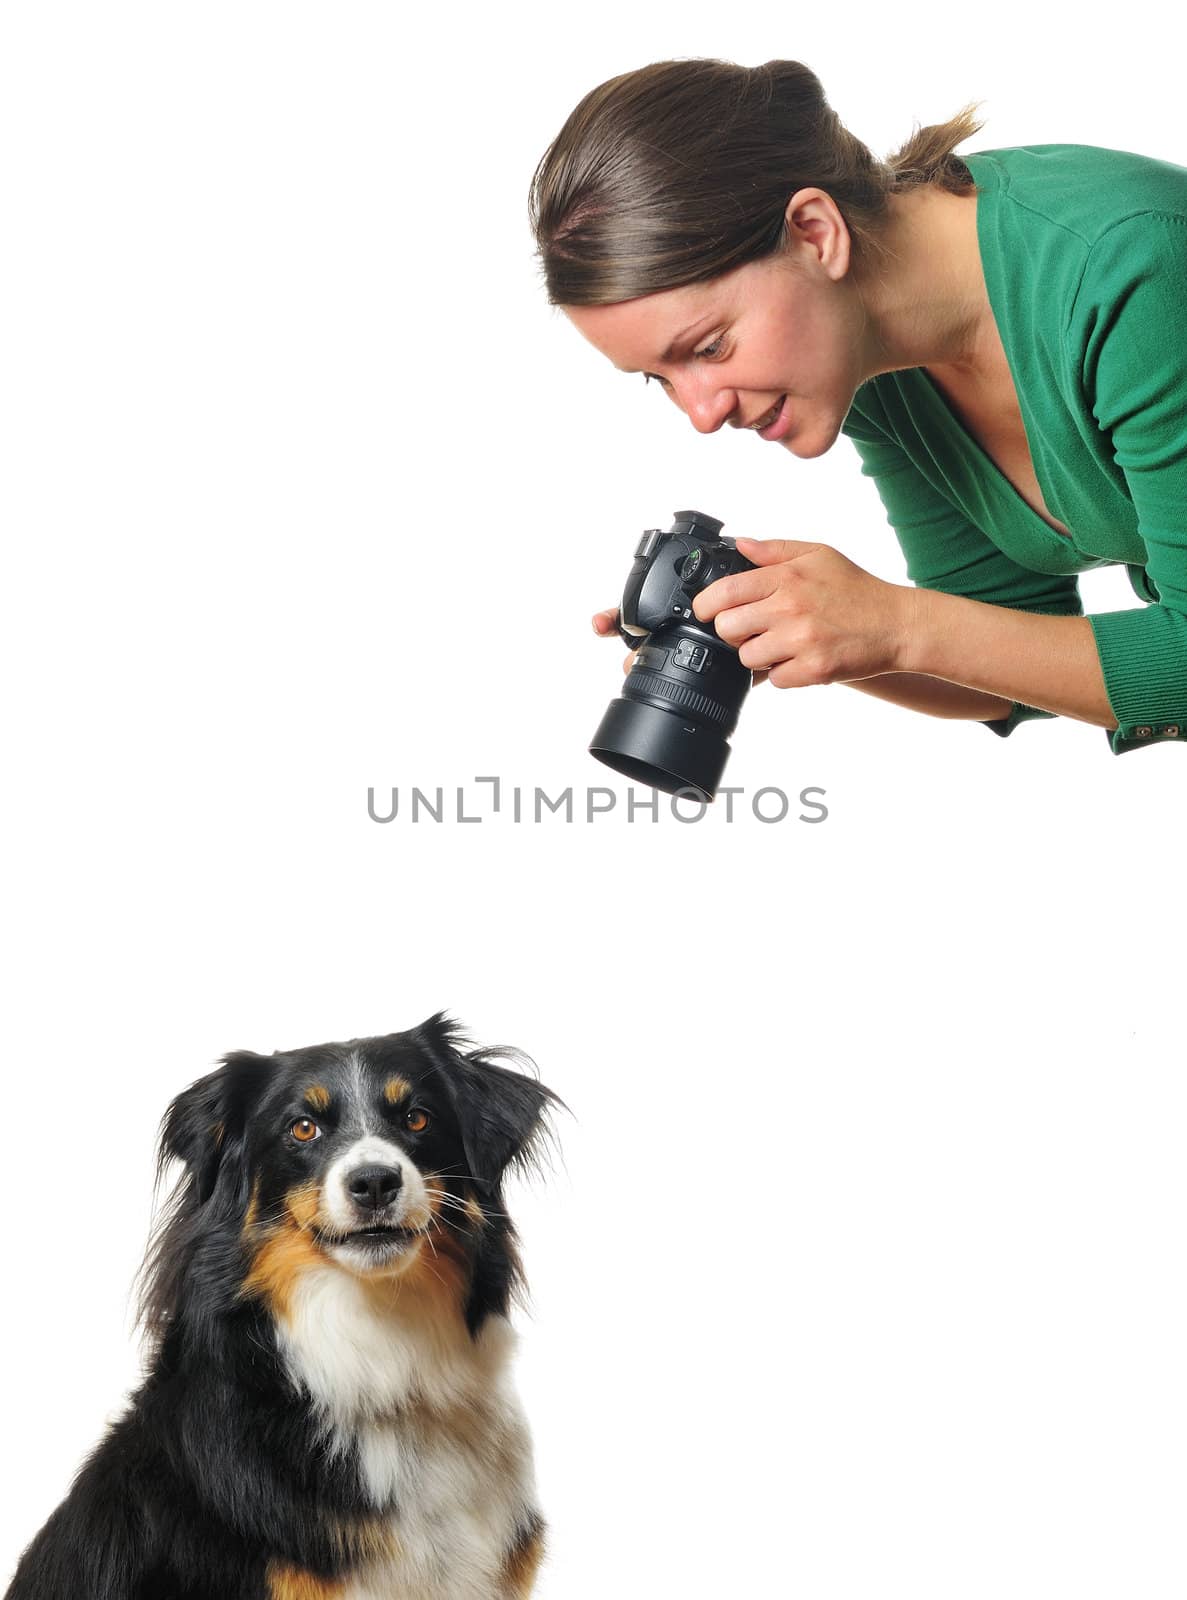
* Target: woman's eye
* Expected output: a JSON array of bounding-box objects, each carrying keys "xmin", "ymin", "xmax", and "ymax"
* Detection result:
[
  {"xmin": 291, "ymin": 1118, "xmax": 321, "ymax": 1143},
  {"xmin": 405, "ymin": 1108, "xmax": 430, "ymax": 1134},
  {"xmin": 695, "ymin": 337, "xmax": 725, "ymax": 359},
  {"xmin": 643, "ymin": 372, "xmax": 669, "ymax": 387}
]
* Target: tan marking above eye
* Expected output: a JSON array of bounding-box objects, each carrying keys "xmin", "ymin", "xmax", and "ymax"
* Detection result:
[
  {"xmin": 303, "ymin": 1085, "xmax": 331, "ymax": 1112},
  {"xmin": 291, "ymin": 1118, "xmax": 321, "ymax": 1143},
  {"xmin": 383, "ymin": 1075, "xmax": 413, "ymax": 1105},
  {"xmin": 405, "ymin": 1108, "xmax": 429, "ymax": 1133}
]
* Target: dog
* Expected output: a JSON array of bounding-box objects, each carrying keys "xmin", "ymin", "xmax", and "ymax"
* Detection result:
[{"xmin": 5, "ymin": 1014, "xmax": 557, "ymax": 1600}]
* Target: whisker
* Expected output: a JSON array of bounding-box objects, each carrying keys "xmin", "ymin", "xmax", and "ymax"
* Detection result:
[{"xmin": 422, "ymin": 1185, "xmax": 513, "ymax": 1222}]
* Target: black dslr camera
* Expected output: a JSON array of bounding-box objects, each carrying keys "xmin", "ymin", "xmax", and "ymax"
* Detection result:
[{"xmin": 589, "ymin": 510, "xmax": 755, "ymax": 802}]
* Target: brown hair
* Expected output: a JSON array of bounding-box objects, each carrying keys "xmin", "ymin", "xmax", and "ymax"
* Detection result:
[{"xmin": 529, "ymin": 59, "xmax": 981, "ymax": 306}]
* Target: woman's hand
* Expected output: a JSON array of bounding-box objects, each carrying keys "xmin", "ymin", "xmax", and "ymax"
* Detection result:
[
  {"xmin": 693, "ymin": 537, "xmax": 917, "ymax": 688},
  {"xmin": 593, "ymin": 604, "xmax": 772, "ymax": 687},
  {"xmin": 591, "ymin": 608, "xmax": 622, "ymax": 639},
  {"xmin": 591, "ymin": 607, "xmax": 637, "ymax": 674}
]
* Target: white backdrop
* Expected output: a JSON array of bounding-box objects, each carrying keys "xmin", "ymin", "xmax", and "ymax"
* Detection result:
[{"xmin": 2, "ymin": 4, "xmax": 1185, "ymax": 1596}]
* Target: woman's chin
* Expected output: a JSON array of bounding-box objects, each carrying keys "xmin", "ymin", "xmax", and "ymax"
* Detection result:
[
  {"xmin": 780, "ymin": 423, "xmax": 837, "ymax": 460},
  {"xmin": 776, "ymin": 402, "xmax": 850, "ymax": 459}
]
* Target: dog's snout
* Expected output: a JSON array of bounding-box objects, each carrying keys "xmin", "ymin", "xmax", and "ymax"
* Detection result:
[{"xmin": 347, "ymin": 1164, "xmax": 404, "ymax": 1212}]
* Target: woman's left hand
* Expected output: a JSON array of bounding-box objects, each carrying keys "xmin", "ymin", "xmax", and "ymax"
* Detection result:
[{"xmin": 693, "ymin": 536, "xmax": 917, "ymax": 688}]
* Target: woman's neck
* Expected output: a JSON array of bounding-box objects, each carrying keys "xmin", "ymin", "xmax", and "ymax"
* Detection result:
[{"xmin": 856, "ymin": 185, "xmax": 995, "ymax": 382}]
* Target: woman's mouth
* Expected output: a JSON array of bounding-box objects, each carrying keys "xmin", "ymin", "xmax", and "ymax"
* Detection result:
[{"xmin": 749, "ymin": 396, "xmax": 790, "ymax": 442}]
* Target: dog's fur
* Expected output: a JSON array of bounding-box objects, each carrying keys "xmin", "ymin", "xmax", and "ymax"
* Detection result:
[{"xmin": 5, "ymin": 1015, "xmax": 557, "ymax": 1600}]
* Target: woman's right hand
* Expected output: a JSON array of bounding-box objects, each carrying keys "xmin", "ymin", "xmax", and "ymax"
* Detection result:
[{"xmin": 592, "ymin": 607, "xmax": 769, "ymax": 685}]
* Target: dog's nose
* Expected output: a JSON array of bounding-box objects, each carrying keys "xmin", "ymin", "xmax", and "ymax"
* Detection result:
[{"xmin": 347, "ymin": 1165, "xmax": 404, "ymax": 1212}]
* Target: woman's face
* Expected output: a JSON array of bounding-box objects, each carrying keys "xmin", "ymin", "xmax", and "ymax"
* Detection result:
[{"xmin": 562, "ymin": 200, "xmax": 869, "ymax": 460}]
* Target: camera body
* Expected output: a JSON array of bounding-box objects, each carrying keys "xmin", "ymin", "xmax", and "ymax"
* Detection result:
[{"xmin": 589, "ymin": 510, "xmax": 755, "ymax": 802}]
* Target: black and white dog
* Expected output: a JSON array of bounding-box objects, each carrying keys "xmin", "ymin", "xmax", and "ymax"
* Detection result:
[{"xmin": 5, "ymin": 1014, "xmax": 557, "ymax": 1600}]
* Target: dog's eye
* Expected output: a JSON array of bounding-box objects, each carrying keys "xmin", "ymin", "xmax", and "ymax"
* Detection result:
[
  {"xmin": 291, "ymin": 1118, "xmax": 321, "ymax": 1143},
  {"xmin": 405, "ymin": 1108, "xmax": 430, "ymax": 1134}
]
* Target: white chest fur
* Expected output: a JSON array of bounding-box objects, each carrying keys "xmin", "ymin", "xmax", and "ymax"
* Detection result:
[{"xmin": 275, "ymin": 1264, "xmax": 537, "ymax": 1600}]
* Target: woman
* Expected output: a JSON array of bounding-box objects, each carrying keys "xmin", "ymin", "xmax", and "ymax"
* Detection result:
[{"xmin": 529, "ymin": 58, "xmax": 1187, "ymax": 752}]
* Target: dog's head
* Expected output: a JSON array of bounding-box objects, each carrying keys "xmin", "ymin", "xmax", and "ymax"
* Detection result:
[{"xmin": 142, "ymin": 1015, "xmax": 556, "ymax": 1340}]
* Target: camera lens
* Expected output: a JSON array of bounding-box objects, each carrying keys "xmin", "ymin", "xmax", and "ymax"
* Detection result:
[{"xmin": 589, "ymin": 628, "xmax": 750, "ymax": 803}]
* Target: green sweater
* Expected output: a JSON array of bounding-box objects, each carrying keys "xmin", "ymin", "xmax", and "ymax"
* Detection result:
[{"xmin": 842, "ymin": 144, "xmax": 1187, "ymax": 752}]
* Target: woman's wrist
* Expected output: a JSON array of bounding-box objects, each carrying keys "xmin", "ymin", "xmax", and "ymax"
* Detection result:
[{"xmin": 892, "ymin": 584, "xmax": 946, "ymax": 677}]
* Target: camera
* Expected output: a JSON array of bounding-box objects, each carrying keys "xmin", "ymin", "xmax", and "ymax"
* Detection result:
[{"xmin": 589, "ymin": 510, "xmax": 755, "ymax": 802}]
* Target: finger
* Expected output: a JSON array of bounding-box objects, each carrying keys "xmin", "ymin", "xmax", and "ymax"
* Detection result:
[
  {"xmin": 767, "ymin": 656, "xmax": 826, "ymax": 690},
  {"xmin": 692, "ymin": 567, "xmax": 777, "ymax": 622},
  {"xmin": 592, "ymin": 608, "xmax": 620, "ymax": 635},
  {"xmin": 738, "ymin": 631, "xmax": 795, "ymax": 672},
  {"xmin": 734, "ymin": 536, "xmax": 824, "ymax": 565},
  {"xmin": 711, "ymin": 599, "xmax": 774, "ymax": 647}
]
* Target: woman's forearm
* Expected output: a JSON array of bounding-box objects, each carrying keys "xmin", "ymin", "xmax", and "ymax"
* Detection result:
[
  {"xmin": 696, "ymin": 542, "xmax": 1119, "ymax": 727},
  {"xmin": 892, "ymin": 588, "xmax": 1117, "ymax": 728},
  {"xmin": 845, "ymin": 674, "xmax": 1016, "ymax": 722}
]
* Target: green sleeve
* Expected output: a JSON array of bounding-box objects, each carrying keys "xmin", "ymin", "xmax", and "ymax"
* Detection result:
[
  {"xmin": 843, "ymin": 400, "xmax": 1083, "ymax": 737},
  {"xmin": 1073, "ymin": 213, "xmax": 1187, "ymax": 751}
]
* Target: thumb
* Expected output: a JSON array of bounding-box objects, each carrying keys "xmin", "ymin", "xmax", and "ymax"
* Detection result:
[{"xmin": 734, "ymin": 536, "xmax": 822, "ymax": 565}]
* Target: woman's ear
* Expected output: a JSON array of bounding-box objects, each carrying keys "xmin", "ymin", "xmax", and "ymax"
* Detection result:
[
  {"xmin": 782, "ymin": 186, "xmax": 852, "ymax": 280},
  {"xmin": 159, "ymin": 1050, "xmax": 273, "ymax": 1205}
]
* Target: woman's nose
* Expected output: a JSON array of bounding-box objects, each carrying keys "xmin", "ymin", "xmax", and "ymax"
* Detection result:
[{"xmin": 673, "ymin": 376, "xmax": 736, "ymax": 434}]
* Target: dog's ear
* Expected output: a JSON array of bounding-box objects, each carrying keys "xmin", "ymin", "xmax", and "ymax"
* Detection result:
[
  {"xmin": 160, "ymin": 1051, "xmax": 273, "ymax": 1205},
  {"xmin": 417, "ymin": 1013, "xmax": 557, "ymax": 1191}
]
